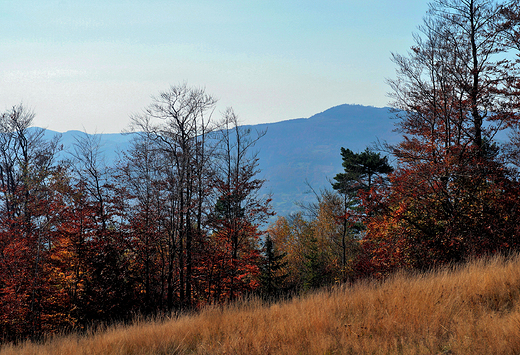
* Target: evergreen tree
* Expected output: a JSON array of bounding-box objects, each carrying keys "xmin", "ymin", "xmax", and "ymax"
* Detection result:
[
  {"xmin": 302, "ymin": 236, "xmax": 330, "ymax": 291},
  {"xmin": 331, "ymin": 148, "xmax": 393, "ymax": 279},
  {"xmin": 259, "ymin": 235, "xmax": 288, "ymax": 299},
  {"xmin": 332, "ymin": 147, "xmax": 393, "ymax": 195}
]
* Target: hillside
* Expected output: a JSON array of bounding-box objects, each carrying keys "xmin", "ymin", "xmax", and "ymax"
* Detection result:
[
  {"xmin": 3, "ymin": 254, "xmax": 520, "ymax": 355},
  {"xmin": 45, "ymin": 104, "xmax": 399, "ymax": 217},
  {"xmin": 251, "ymin": 104, "xmax": 399, "ymax": 215}
]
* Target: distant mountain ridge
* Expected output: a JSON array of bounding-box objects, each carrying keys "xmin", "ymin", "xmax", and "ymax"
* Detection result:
[
  {"xmin": 249, "ymin": 104, "xmax": 399, "ymax": 215},
  {"xmin": 43, "ymin": 104, "xmax": 400, "ymax": 217}
]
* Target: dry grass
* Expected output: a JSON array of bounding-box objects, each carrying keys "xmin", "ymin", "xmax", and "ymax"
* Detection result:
[{"xmin": 3, "ymin": 254, "xmax": 520, "ymax": 354}]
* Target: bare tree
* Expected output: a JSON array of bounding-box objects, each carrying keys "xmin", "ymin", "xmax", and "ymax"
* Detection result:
[
  {"xmin": 69, "ymin": 132, "xmax": 112, "ymax": 231},
  {"xmin": 129, "ymin": 83, "xmax": 217, "ymax": 309},
  {"xmin": 389, "ymin": 0, "xmax": 520, "ymax": 159}
]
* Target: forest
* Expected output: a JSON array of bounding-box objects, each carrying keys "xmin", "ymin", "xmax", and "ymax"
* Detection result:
[{"xmin": 3, "ymin": 0, "xmax": 520, "ymax": 344}]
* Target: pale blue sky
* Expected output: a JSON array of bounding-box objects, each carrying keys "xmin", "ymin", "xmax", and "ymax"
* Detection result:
[{"xmin": 1, "ymin": 0, "xmax": 429, "ymax": 133}]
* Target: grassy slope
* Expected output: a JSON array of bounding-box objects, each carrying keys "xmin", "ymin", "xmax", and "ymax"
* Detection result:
[{"xmin": 3, "ymin": 254, "xmax": 520, "ymax": 355}]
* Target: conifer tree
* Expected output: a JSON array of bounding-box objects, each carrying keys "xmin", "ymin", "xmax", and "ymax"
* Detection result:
[
  {"xmin": 333, "ymin": 147, "xmax": 393, "ymax": 195},
  {"xmin": 332, "ymin": 148, "xmax": 393, "ymax": 278},
  {"xmin": 259, "ymin": 234, "xmax": 288, "ymax": 299}
]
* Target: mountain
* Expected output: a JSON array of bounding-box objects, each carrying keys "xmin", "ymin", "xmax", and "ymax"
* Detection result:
[
  {"xmin": 43, "ymin": 104, "xmax": 400, "ymax": 218},
  {"xmin": 251, "ymin": 104, "xmax": 399, "ymax": 216},
  {"xmin": 42, "ymin": 129, "xmax": 137, "ymax": 164}
]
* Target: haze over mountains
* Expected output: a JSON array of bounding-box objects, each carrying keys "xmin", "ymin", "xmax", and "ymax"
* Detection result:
[
  {"xmin": 45, "ymin": 104, "xmax": 400, "ymax": 218},
  {"xmin": 249, "ymin": 104, "xmax": 399, "ymax": 215}
]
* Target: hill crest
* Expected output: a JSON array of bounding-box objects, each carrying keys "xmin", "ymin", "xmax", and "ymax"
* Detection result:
[{"xmin": 44, "ymin": 104, "xmax": 399, "ymax": 217}]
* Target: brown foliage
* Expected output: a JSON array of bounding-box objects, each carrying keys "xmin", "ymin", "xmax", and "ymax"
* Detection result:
[{"xmin": 4, "ymin": 254, "xmax": 520, "ymax": 355}]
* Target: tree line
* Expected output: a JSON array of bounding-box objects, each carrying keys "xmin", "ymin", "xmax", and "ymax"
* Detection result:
[
  {"xmin": 0, "ymin": 84, "xmax": 273, "ymax": 342},
  {"xmin": 267, "ymin": 0, "xmax": 520, "ymax": 287}
]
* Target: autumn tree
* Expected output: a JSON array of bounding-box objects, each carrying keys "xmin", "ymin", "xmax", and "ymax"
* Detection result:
[
  {"xmin": 205, "ymin": 108, "xmax": 272, "ymax": 302},
  {"xmin": 267, "ymin": 214, "xmax": 313, "ymax": 291},
  {"xmin": 116, "ymin": 133, "xmax": 169, "ymax": 314},
  {"xmin": 129, "ymin": 83, "xmax": 217, "ymax": 309},
  {"xmin": 68, "ymin": 131, "xmax": 139, "ymax": 324},
  {"xmin": 0, "ymin": 104, "xmax": 66, "ymax": 340},
  {"xmin": 268, "ymin": 190, "xmax": 356, "ymax": 291},
  {"xmin": 122, "ymin": 85, "xmax": 273, "ymax": 308},
  {"xmin": 361, "ymin": 0, "xmax": 520, "ymax": 273},
  {"xmin": 0, "ymin": 85, "xmax": 277, "ymax": 340}
]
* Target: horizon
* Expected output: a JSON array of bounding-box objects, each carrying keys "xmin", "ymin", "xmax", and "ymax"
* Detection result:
[{"xmin": 38, "ymin": 103, "xmax": 392, "ymax": 134}]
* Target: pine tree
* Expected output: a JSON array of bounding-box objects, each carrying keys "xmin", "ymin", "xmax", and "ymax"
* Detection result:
[
  {"xmin": 332, "ymin": 147, "xmax": 393, "ymax": 194},
  {"xmin": 331, "ymin": 148, "xmax": 393, "ymax": 278},
  {"xmin": 302, "ymin": 236, "xmax": 328, "ymax": 291},
  {"xmin": 259, "ymin": 235, "xmax": 288, "ymax": 299}
]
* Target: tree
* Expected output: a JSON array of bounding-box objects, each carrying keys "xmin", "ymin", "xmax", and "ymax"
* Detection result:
[
  {"xmin": 0, "ymin": 104, "xmax": 65, "ymax": 340},
  {"xmin": 362, "ymin": 0, "xmax": 520, "ymax": 273},
  {"xmin": 267, "ymin": 190, "xmax": 355, "ymax": 291},
  {"xmin": 258, "ymin": 234, "xmax": 288, "ymax": 299},
  {"xmin": 129, "ymin": 83, "xmax": 217, "ymax": 309},
  {"xmin": 333, "ymin": 148, "xmax": 393, "ymax": 195},
  {"xmin": 267, "ymin": 214, "xmax": 313, "ymax": 291},
  {"xmin": 117, "ymin": 133, "xmax": 169, "ymax": 314},
  {"xmin": 332, "ymin": 148, "xmax": 393, "ymax": 277},
  {"xmin": 389, "ymin": 0, "xmax": 520, "ymax": 155},
  {"xmin": 68, "ymin": 131, "xmax": 139, "ymax": 324},
  {"xmin": 69, "ymin": 132, "xmax": 113, "ymax": 232},
  {"xmin": 206, "ymin": 108, "xmax": 272, "ymax": 302}
]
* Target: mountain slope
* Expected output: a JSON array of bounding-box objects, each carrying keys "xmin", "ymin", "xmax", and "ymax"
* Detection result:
[
  {"xmin": 252, "ymin": 104, "xmax": 399, "ymax": 215},
  {"xmin": 44, "ymin": 104, "xmax": 399, "ymax": 217}
]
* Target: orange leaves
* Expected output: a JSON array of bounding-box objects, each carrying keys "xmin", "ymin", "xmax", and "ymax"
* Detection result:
[
  {"xmin": 198, "ymin": 221, "xmax": 262, "ymax": 304},
  {"xmin": 377, "ymin": 0, "xmax": 520, "ymax": 273}
]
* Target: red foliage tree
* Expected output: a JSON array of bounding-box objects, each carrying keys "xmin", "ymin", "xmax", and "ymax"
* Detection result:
[
  {"xmin": 358, "ymin": 0, "xmax": 520, "ymax": 276},
  {"xmin": 203, "ymin": 109, "xmax": 272, "ymax": 303}
]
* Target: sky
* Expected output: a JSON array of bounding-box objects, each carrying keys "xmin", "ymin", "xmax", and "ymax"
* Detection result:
[{"xmin": 1, "ymin": 0, "xmax": 430, "ymax": 133}]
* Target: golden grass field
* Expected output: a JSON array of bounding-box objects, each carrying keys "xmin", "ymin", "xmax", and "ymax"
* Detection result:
[{"xmin": 2, "ymin": 254, "xmax": 520, "ymax": 355}]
